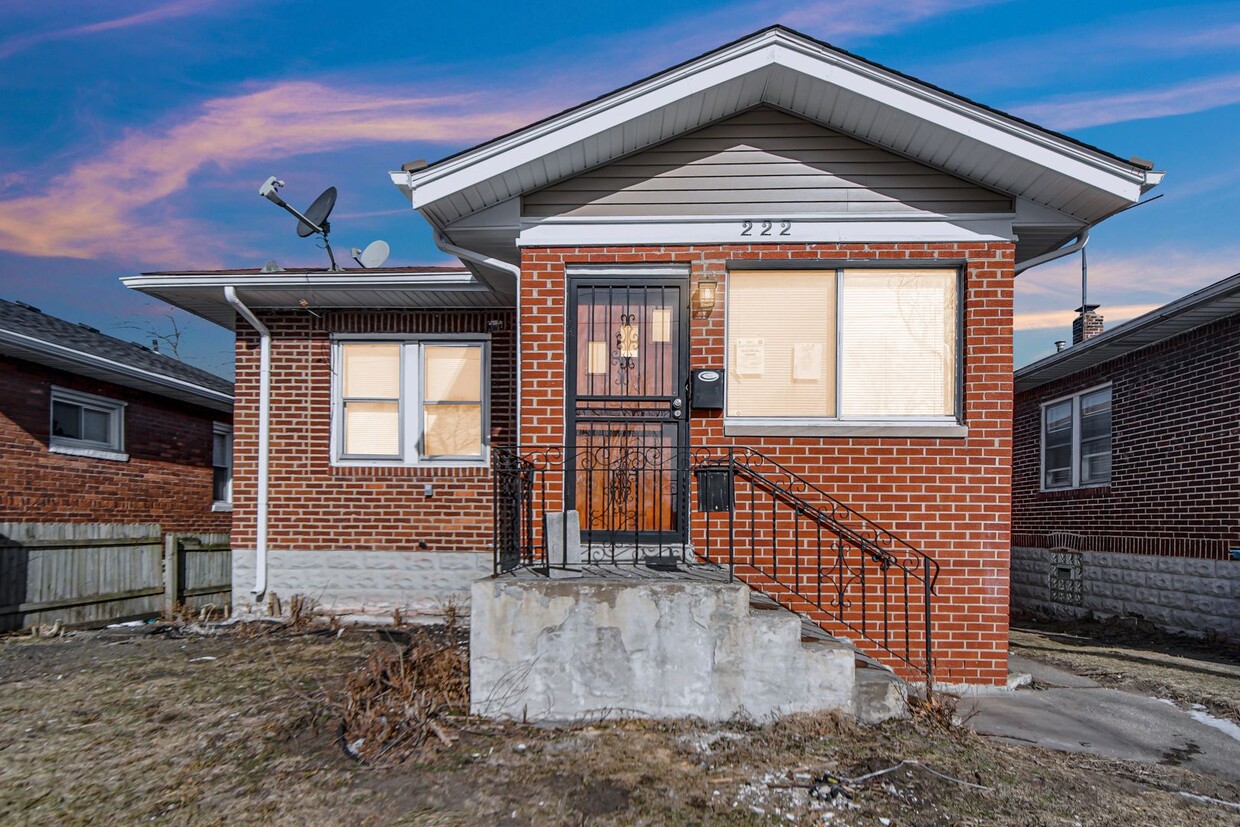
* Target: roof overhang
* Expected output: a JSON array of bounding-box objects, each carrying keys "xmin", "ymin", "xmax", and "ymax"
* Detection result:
[
  {"xmin": 0, "ymin": 326, "xmax": 233, "ymax": 412},
  {"xmin": 1015, "ymin": 272, "xmax": 1240, "ymax": 394},
  {"xmin": 122, "ymin": 270, "xmax": 510, "ymax": 331},
  {"xmin": 393, "ymin": 26, "xmax": 1160, "ymax": 267}
]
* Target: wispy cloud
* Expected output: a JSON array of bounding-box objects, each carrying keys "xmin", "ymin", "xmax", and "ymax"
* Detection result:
[
  {"xmin": 0, "ymin": 0, "xmax": 222, "ymax": 60},
  {"xmin": 1012, "ymin": 71, "xmax": 1240, "ymax": 130},
  {"xmin": 1013, "ymin": 303, "xmax": 1163, "ymax": 332},
  {"xmin": 0, "ymin": 82, "xmax": 538, "ymax": 265},
  {"xmin": 1015, "ymin": 247, "xmax": 1240, "ymax": 304},
  {"xmin": 779, "ymin": 0, "xmax": 1000, "ymax": 37}
]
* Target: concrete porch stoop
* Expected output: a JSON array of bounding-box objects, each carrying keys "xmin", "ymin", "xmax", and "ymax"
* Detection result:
[{"xmin": 469, "ymin": 575, "xmax": 908, "ymax": 724}]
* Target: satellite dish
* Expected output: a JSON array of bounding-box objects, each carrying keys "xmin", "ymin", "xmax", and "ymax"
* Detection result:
[
  {"xmin": 353, "ymin": 240, "xmax": 390, "ymax": 269},
  {"xmin": 297, "ymin": 186, "xmax": 337, "ymax": 237}
]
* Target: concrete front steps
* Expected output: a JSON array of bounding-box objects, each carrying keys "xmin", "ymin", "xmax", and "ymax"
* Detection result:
[{"xmin": 470, "ymin": 574, "xmax": 908, "ymax": 723}]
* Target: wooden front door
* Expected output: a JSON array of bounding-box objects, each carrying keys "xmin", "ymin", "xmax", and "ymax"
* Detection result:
[{"xmin": 567, "ymin": 277, "xmax": 689, "ymax": 544}]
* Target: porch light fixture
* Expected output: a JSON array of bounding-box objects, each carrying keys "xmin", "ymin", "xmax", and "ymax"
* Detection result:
[{"xmin": 693, "ymin": 273, "xmax": 718, "ymax": 318}]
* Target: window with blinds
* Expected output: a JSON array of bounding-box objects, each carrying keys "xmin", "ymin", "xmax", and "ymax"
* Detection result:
[
  {"xmin": 423, "ymin": 345, "xmax": 484, "ymax": 459},
  {"xmin": 726, "ymin": 268, "xmax": 958, "ymax": 422},
  {"xmin": 334, "ymin": 339, "xmax": 488, "ymax": 465}
]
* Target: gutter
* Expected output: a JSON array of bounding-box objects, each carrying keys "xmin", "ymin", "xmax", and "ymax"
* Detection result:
[
  {"xmin": 1013, "ymin": 229, "xmax": 1089, "ymax": 275},
  {"xmin": 432, "ymin": 231, "xmax": 523, "ymax": 446},
  {"xmin": 224, "ymin": 287, "xmax": 271, "ymax": 598},
  {"xmin": 0, "ymin": 327, "xmax": 233, "ymax": 410}
]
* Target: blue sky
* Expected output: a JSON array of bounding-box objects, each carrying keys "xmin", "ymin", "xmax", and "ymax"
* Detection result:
[{"xmin": 1, "ymin": 1, "xmax": 1238, "ymax": 378}]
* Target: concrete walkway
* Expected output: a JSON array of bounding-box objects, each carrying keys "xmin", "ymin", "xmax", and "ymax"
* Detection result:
[{"xmin": 962, "ymin": 654, "xmax": 1240, "ymax": 782}]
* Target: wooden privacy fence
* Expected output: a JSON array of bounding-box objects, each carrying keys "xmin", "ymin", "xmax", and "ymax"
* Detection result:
[{"xmin": 0, "ymin": 523, "xmax": 231, "ymax": 632}]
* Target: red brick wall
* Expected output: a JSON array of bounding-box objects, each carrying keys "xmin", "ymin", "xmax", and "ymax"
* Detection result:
[
  {"xmin": 520, "ymin": 243, "xmax": 1014, "ymax": 685},
  {"xmin": 0, "ymin": 357, "xmax": 230, "ymax": 533},
  {"xmin": 231, "ymin": 308, "xmax": 515, "ymax": 553},
  {"xmin": 1013, "ymin": 314, "xmax": 1240, "ymax": 560}
]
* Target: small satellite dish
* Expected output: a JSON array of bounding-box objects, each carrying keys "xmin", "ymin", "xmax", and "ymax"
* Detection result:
[
  {"xmin": 352, "ymin": 240, "xmax": 390, "ymax": 269},
  {"xmin": 297, "ymin": 187, "xmax": 337, "ymax": 238}
]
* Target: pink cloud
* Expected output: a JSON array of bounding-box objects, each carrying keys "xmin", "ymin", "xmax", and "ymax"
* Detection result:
[
  {"xmin": 0, "ymin": 82, "xmax": 539, "ymax": 266},
  {"xmin": 0, "ymin": 0, "xmax": 222, "ymax": 60},
  {"xmin": 1013, "ymin": 303, "xmax": 1163, "ymax": 332},
  {"xmin": 1013, "ymin": 72, "xmax": 1240, "ymax": 130}
]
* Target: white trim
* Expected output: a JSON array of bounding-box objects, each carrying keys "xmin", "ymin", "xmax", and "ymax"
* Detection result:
[
  {"xmin": 122, "ymin": 271, "xmax": 478, "ymax": 291},
  {"xmin": 48, "ymin": 444, "xmax": 129, "ymax": 462},
  {"xmin": 0, "ymin": 327, "xmax": 231, "ymax": 408},
  {"xmin": 49, "ymin": 386, "xmax": 126, "ymax": 454},
  {"xmin": 329, "ymin": 338, "xmax": 491, "ymax": 469},
  {"xmin": 1039, "ymin": 382, "xmax": 1112, "ymax": 491},
  {"xmin": 518, "ymin": 215, "xmax": 1015, "ymax": 248},
  {"xmin": 725, "ymin": 420, "xmax": 967, "ymax": 438},
  {"xmin": 402, "ymin": 31, "xmax": 1147, "ymax": 208},
  {"xmin": 212, "ymin": 422, "xmax": 233, "ymax": 508}
]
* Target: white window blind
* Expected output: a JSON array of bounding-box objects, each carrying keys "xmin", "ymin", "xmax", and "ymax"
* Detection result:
[
  {"xmin": 726, "ymin": 270, "xmax": 835, "ymax": 417},
  {"xmin": 839, "ymin": 270, "xmax": 956, "ymax": 417},
  {"xmin": 341, "ymin": 343, "xmax": 400, "ymax": 457},
  {"xmin": 423, "ymin": 345, "xmax": 483, "ymax": 458},
  {"xmin": 1079, "ymin": 387, "xmax": 1112, "ymax": 484},
  {"xmin": 1043, "ymin": 400, "xmax": 1073, "ymax": 488}
]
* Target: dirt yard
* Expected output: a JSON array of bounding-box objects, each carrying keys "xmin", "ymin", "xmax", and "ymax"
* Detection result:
[{"xmin": 2, "ymin": 618, "xmax": 1239, "ymax": 826}]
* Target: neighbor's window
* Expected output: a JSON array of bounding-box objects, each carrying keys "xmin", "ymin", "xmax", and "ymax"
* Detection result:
[
  {"xmin": 49, "ymin": 387, "xmax": 125, "ymax": 455},
  {"xmin": 1041, "ymin": 385, "xmax": 1112, "ymax": 489},
  {"xmin": 334, "ymin": 339, "xmax": 488, "ymax": 464},
  {"xmin": 727, "ymin": 268, "xmax": 957, "ymax": 421},
  {"xmin": 212, "ymin": 423, "xmax": 233, "ymax": 507}
]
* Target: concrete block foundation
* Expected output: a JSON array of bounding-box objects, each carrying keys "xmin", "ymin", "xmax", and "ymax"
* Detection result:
[
  {"xmin": 470, "ymin": 576, "xmax": 858, "ymax": 722},
  {"xmin": 1011, "ymin": 546, "xmax": 1240, "ymax": 640},
  {"xmin": 232, "ymin": 548, "xmax": 490, "ymax": 616}
]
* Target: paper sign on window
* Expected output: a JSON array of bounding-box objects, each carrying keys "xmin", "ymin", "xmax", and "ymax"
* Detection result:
[
  {"xmin": 792, "ymin": 342, "xmax": 823, "ymax": 382},
  {"xmin": 736, "ymin": 338, "xmax": 765, "ymax": 375},
  {"xmin": 651, "ymin": 308, "xmax": 672, "ymax": 343},
  {"xmin": 587, "ymin": 341, "xmax": 608, "ymax": 375}
]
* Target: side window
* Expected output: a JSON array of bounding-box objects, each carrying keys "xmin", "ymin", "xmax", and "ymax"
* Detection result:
[
  {"xmin": 50, "ymin": 387, "xmax": 125, "ymax": 456},
  {"xmin": 1042, "ymin": 386, "xmax": 1112, "ymax": 489},
  {"xmin": 212, "ymin": 424, "xmax": 233, "ymax": 507}
]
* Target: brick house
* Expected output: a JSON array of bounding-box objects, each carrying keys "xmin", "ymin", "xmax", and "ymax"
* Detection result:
[
  {"xmin": 1012, "ymin": 274, "xmax": 1240, "ymax": 640},
  {"xmin": 126, "ymin": 26, "xmax": 1161, "ymax": 689},
  {"xmin": 0, "ymin": 298, "xmax": 234, "ymax": 627}
]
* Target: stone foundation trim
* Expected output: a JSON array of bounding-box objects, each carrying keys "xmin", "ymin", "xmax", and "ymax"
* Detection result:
[
  {"xmin": 230, "ymin": 548, "xmax": 490, "ymax": 616},
  {"xmin": 1011, "ymin": 546, "xmax": 1240, "ymax": 640}
]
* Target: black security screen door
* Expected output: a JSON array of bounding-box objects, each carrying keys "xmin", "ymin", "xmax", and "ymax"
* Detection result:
[{"xmin": 567, "ymin": 277, "xmax": 690, "ymax": 544}]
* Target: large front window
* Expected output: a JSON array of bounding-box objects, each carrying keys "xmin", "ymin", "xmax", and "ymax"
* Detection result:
[
  {"xmin": 333, "ymin": 339, "xmax": 488, "ymax": 465},
  {"xmin": 1042, "ymin": 385, "xmax": 1111, "ymax": 489},
  {"xmin": 726, "ymin": 268, "xmax": 958, "ymax": 423}
]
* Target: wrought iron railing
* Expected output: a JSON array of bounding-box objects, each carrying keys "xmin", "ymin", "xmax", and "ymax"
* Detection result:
[{"xmin": 491, "ymin": 444, "xmax": 939, "ymax": 677}]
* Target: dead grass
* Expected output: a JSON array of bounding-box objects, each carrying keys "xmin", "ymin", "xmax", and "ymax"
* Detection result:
[{"xmin": 2, "ymin": 621, "xmax": 1239, "ymax": 826}]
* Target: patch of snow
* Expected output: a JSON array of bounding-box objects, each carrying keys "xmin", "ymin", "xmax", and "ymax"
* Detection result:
[
  {"xmin": 188, "ymin": 656, "xmax": 217, "ymax": 662},
  {"xmin": 1186, "ymin": 708, "xmax": 1240, "ymax": 744},
  {"xmin": 106, "ymin": 620, "xmax": 146, "ymax": 628}
]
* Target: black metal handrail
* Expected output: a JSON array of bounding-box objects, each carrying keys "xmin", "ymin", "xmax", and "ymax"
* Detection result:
[{"xmin": 491, "ymin": 443, "xmax": 938, "ymax": 678}]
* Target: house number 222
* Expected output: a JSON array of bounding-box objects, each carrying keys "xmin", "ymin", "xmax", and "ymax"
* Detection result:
[{"xmin": 740, "ymin": 220, "xmax": 792, "ymax": 236}]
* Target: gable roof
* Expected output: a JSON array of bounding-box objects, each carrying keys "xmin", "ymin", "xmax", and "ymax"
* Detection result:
[
  {"xmin": 1014, "ymin": 271, "xmax": 1240, "ymax": 394},
  {"xmin": 0, "ymin": 299, "xmax": 233, "ymax": 411},
  {"xmin": 394, "ymin": 25, "xmax": 1160, "ymax": 266}
]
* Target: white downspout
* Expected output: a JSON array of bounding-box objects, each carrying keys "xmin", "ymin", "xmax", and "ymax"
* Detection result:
[
  {"xmin": 1014, "ymin": 229, "xmax": 1090, "ymax": 275},
  {"xmin": 433, "ymin": 231, "xmax": 522, "ymax": 445},
  {"xmin": 224, "ymin": 287, "xmax": 270, "ymax": 596}
]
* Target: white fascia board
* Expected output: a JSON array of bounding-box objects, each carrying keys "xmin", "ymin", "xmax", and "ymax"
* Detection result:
[
  {"xmin": 772, "ymin": 46, "xmax": 1147, "ymax": 201},
  {"xmin": 517, "ymin": 214, "xmax": 1015, "ymax": 247},
  {"xmin": 406, "ymin": 45, "xmax": 778, "ymax": 207},
  {"xmin": 0, "ymin": 327, "xmax": 233, "ymax": 408},
  {"xmin": 406, "ymin": 29, "xmax": 1149, "ymax": 211},
  {"xmin": 122, "ymin": 271, "xmax": 479, "ymax": 292}
]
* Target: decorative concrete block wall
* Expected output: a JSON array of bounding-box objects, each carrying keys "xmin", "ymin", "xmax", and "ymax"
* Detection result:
[
  {"xmin": 231, "ymin": 548, "xmax": 490, "ymax": 616},
  {"xmin": 1011, "ymin": 546, "xmax": 1240, "ymax": 639}
]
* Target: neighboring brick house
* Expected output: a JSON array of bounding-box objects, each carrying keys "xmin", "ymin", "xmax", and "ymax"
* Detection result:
[
  {"xmin": 1012, "ymin": 274, "xmax": 1240, "ymax": 639},
  {"xmin": 0, "ymin": 298, "xmax": 234, "ymax": 628},
  {"xmin": 126, "ymin": 26, "xmax": 1162, "ymax": 686},
  {"xmin": 0, "ymin": 299, "xmax": 234, "ymax": 528}
]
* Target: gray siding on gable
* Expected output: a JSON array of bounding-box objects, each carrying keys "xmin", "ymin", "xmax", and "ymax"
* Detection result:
[{"xmin": 523, "ymin": 107, "xmax": 1013, "ymax": 218}]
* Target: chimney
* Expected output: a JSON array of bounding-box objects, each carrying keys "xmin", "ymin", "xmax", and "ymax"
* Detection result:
[{"xmin": 1073, "ymin": 305, "xmax": 1103, "ymax": 345}]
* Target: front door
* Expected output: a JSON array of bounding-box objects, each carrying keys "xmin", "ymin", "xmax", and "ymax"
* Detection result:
[{"xmin": 567, "ymin": 277, "xmax": 689, "ymax": 547}]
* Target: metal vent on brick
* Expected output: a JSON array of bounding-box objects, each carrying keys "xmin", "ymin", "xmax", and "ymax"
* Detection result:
[{"xmin": 1049, "ymin": 550, "xmax": 1083, "ymax": 606}]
